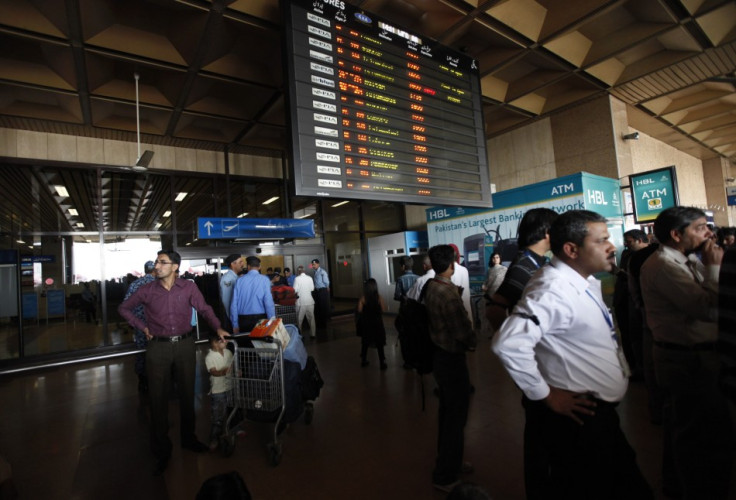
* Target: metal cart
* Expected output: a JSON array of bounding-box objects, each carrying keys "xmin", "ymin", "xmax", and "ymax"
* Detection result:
[
  {"xmin": 222, "ymin": 338, "xmax": 286, "ymax": 465},
  {"xmin": 275, "ymin": 304, "xmax": 298, "ymax": 327},
  {"xmin": 221, "ymin": 326, "xmax": 314, "ymax": 465}
]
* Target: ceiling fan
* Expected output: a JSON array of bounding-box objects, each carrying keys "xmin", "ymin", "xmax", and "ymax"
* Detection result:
[{"xmin": 133, "ymin": 72, "xmax": 154, "ymax": 171}]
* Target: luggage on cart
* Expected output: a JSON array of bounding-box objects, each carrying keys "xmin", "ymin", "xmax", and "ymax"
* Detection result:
[{"xmin": 222, "ymin": 323, "xmax": 320, "ymax": 465}]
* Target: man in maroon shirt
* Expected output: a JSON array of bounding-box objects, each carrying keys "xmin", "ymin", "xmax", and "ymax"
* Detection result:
[{"xmin": 119, "ymin": 250, "xmax": 228, "ymax": 475}]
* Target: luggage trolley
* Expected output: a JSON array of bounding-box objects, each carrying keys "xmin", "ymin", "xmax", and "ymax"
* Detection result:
[
  {"xmin": 275, "ymin": 304, "xmax": 298, "ymax": 327},
  {"xmin": 221, "ymin": 325, "xmax": 313, "ymax": 465}
]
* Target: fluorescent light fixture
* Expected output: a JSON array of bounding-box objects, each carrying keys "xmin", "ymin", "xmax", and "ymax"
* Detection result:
[
  {"xmin": 27, "ymin": 246, "xmax": 33, "ymax": 250},
  {"xmin": 237, "ymin": 212, "xmax": 248, "ymax": 218},
  {"xmin": 297, "ymin": 213, "xmax": 312, "ymax": 219},
  {"xmin": 85, "ymin": 239, "xmax": 92, "ymax": 243},
  {"xmin": 185, "ymin": 242, "xmax": 191, "ymax": 246},
  {"xmin": 162, "ymin": 210, "xmax": 171, "ymax": 217},
  {"xmin": 262, "ymin": 196, "xmax": 279, "ymax": 205},
  {"xmin": 68, "ymin": 208, "xmax": 78, "ymax": 216},
  {"xmin": 16, "ymin": 240, "xmax": 25, "ymax": 245},
  {"xmin": 76, "ymin": 222, "xmax": 84, "ymax": 228},
  {"xmin": 54, "ymin": 185, "xmax": 69, "ymax": 197},
  {"xmin": 33, "ymin": 242, "xmax": 41, "ymax": 246},
  {"xmin": 154, "ymin": 223, "xmax": 162, "ymax": 229},
  {"xmin": 175, "ymin": 192, "xmax": 188, "ymax": 202},
  {"xmin": 331, "ymin": 200, "xmax": 349, "ymax": 207},
  {"xmin": 260, "ymin": 242, "xmax": 274, "ymax": 246}
]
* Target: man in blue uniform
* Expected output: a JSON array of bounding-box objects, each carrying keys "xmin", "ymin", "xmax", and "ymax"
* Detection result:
[
  {"xmin": 122, "ymin": 260, "xmax": 156, "ymax": 393},
  {"xmin": 312, "ymin": 258, "xmax": 331, "ymax": 328},
  {"xmin": 219, "ymin": 253, "xmax": 244, "ymax": 330},
  {"xmin": 230, "ymin": 256, "xmax": 275, "ymax": 334}
]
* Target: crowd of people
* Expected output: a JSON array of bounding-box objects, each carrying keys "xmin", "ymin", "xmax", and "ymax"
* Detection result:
[{"xmin": 113, "ymin": 206, "xmax": 735, "ymax": 498}]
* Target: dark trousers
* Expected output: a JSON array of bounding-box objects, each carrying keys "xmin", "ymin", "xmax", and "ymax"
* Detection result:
[
  {"xmin": 360, "ymin": 342, "xmax": 385, "ymax": 363},
  {"xmin": 313, "ymin": 288, "xmax": 330, "ymax": 327},
  {"xmin": 431, "ymin": 348, "xmax": 470, "ymax": 484},
  {"xmin": 523, "ymin": 396, "xmax": 652, "ymax": 500},
  {"xmin": 146, "ymin": 335, "xmax": 197, "ymax": 460},
  {"xmin": 238, "ymin": 313, "xmax": 266, "ymax": 333},
  {"xmin": 654, "ymin": 346, "xmax": 733, "ymax": 499}
]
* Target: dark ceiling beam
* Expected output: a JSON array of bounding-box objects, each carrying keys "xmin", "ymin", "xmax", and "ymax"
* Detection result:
[
  {"xmin": 64, "ymin": 0, "xmax": 92, "ymax": 126},
  {"xmin": 230, "ymin": 92, "xmax": 283, "ymax": 145},
  {"xmin": 164, "ymin": 4, "xmax": 231, "ymax": 137}
]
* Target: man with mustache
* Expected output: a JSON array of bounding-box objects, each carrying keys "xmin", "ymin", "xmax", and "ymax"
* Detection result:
[
  {"xmin": 640, "ymin": 206, "xmax": 731, "ymax": 499},
  {"xmin": 493, "ymin": 210, "xmax": 652, "ymax": 499}
]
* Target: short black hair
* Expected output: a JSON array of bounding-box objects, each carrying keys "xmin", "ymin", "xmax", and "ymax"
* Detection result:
[
  {"xmin": 401, "ymin": 256, "xmax": 413, "ymax": 268},
  {"xmin": 550, "ymin": 210, "xmax": 607, "ymax": 256},
  {"xmin": 518, "ymin": 208, "xmax": 559, "ymax": 248},
  {"xmin": 428, "ymin": 244, "xmax": 455, "ymax": 274},
  {"xmin": 158, "ymin": 249, "xmax": 181, "ymax": 266},
  {"xmin": 246, "ymin": 256, "xmax": 261, "ymax": 267},
  {"xmin": 623, "ymin": 229, "xmax": 647, "ymax": 243},
  {"xmin": 283, "ymin": 267, "xmax": 291, "ymax": 273},
  {"xmin": 653, "ymin": 206, "xmax": 706, "ymax": 244},
  {"xmin": 224, "ymin": 254, "xmax": 241, "ymax": 268}
]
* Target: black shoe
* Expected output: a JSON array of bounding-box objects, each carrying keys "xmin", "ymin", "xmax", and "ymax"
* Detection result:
[
  {"xmin": 153, "ymin": 457, "xmax": 169, "ymax": 476},
  {"xmin": 360, "ymin": 360, "xmax": 369, "ymax": 367},
  {"xmin": 380, "ymin": 362, "xmax": 388, "ymax": 371},
  {"xmin": 182, "ymin": 440, "xmax": 208, "ymax": 453}
]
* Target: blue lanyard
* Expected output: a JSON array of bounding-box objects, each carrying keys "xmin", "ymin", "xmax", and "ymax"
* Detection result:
[{"xmin": 585, "ymin": 289, "xmax": 613, "ymax": 330}]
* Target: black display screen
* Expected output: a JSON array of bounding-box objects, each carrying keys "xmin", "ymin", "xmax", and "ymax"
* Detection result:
[{"xmin": 284, "ymin": 0, "xmax": 492, "ymax": 207}]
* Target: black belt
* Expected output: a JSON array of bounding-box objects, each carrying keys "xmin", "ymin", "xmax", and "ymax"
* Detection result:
[
  {"xmin": 654, "ymin": 340, "xmax": 717, "ymax": 351},
  {"xmin": 239, "ymin": 313, "xmax": 266, "ymax": 319},
  {"xmin": 579, "ymin": 393, "xmax": 619, "ymax": 410},
  {"xmin": 151, "ymin": 332, "xmax": 192, "ymax": 343}
]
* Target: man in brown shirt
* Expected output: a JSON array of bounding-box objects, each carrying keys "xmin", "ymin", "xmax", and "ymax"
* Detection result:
[{"xmin": 424, "ymin": 244, "xmax": 476, "ymax": 492}]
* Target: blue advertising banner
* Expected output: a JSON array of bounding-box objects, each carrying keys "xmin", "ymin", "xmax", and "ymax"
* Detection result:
[
  {"xmin": 727, "ymin": 186, "xmax": 736, "ymax": 207},
  {"xmin": 197, "ymin": 218, "xmax": 316, "ymax": 240},
  {"xmin": 46, "ymin": 289, "xmax": 65, "ymax": 317},
  {"xmin": 629, "ymin": 166, "xmax": 679, "ymax": 223},
  {"xmin": 22, "ymin": 292, "xmax": 37, "ymax": 319}
]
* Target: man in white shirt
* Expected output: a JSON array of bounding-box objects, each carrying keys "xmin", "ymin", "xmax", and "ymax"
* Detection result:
[
  {"xmin": 493, "ymin": 210, "xmax": 652, "ymax": 499},
  {"xmin": 407, "ymin": 255, "xmax": 435, "ymax": 301},
  {"xmin": 640, "ymin": 206, "xmax": 730, "ymax": 499},
  {"xmin": 293, "ymin": 265, "xmax": 316, "ymax": 338}
]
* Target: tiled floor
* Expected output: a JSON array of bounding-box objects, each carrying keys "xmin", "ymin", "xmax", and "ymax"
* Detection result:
[{"xmin": 0, "ymin": 315, "xmax": 730, "ymax": 499}]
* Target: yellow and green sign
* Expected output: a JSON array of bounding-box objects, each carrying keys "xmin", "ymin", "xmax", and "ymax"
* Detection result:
[{"xmin": 629, "ymin": 166, "xmax": 679, "ymax": 223}]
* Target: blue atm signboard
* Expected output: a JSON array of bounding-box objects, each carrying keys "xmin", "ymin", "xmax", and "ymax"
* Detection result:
[
  {"xmin": 727, "ymin": 186, "xmax": 736, "ymax": 206},
  {"xmin": 197, "ymin": 218, "xmax": 315, "ymax": 240},
  {"xmin": 629, "ymin": 166, "xmax": 679, "ymax": 223}
]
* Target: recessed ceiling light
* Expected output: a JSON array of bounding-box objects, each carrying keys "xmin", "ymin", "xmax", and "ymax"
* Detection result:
[
  {"xmin": 262, "ymin": 196, "xmax": 279, "ymax": 205},
  {"xmin": 175, "ymin": 192, "xmax": 187, "ymax": 202},
  {"xmin": 68, "ymin": 208, "xmax": 78, "ymax": 216},
  {"xmin": 162, "ymin": 210, "xmax": 171, "ymax": 217},
  {"xmin": 54, "ymin": 185, "xmax": 69, "ymax": 197}
]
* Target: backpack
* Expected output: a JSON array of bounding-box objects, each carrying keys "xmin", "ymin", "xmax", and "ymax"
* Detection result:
[
  {"xmin": 397, "ymin": 296, "xmax": 434, "ymax": 375},
  {"xmin": 396, "ymin": 280, "xmax": 436, "ymax": 410}
]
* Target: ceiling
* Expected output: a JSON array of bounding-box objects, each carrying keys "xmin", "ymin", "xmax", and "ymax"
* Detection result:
[{"xmin": 0, "ymin": 0, "xmax": 735, "ymax": 168}]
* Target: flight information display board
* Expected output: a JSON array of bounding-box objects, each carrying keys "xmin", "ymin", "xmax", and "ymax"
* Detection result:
[{"xmin": 284, "ymin": 0, "xmax": 492, "ymax": 207}]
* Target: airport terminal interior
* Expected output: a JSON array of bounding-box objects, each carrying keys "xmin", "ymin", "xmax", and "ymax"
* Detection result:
[{"xmin": 0, "ymin": 0, "xmax": 735, "ymax": 498}]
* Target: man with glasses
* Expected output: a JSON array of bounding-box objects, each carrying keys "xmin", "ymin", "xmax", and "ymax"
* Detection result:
[{"xmin": 119, "ymin": 250, "xmax": 228, "ymax": 476}]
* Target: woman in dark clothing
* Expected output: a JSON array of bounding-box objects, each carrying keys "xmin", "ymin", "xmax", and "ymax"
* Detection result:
[{"xmin": 356, "ymin": 278, "xmax": 387, "ymax": 370}]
